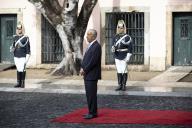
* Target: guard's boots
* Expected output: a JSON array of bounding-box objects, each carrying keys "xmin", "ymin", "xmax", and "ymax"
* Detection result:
[
  {"xmin": 122, "ymin": 73, "xmax": 128, "ymax": 91},
  {"xmin": 115, "ymin": 73, "xmax": 123, "ymax": 91},
  {"xmin": 21, "ymin": 71, "xmax": 26, "ymax": 88},
  {"xmin": 14, "ymin": 71, "xmax": 21, "ymax": 88}
]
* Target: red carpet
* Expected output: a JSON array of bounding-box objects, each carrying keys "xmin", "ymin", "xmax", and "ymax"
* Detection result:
[{"xmin": 51, "ymin": 108, "xmax": 192, "ymax": 125}]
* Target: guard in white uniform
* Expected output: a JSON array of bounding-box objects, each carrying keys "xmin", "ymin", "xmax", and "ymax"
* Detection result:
[
  {"xmin": 10, "ymin": 23, "xmax": 31, "ymax": 88},
  {"xmin": 111, "ymin": 20, "xmax": 133, "ymax": 91}
]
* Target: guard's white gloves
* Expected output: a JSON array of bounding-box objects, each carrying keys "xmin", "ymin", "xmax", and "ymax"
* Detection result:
[
  {"xmin": 111, "ymin": 46, "xmax": 115, "ymax": 53},
  {"xmin": 25, "ymin": 54, "xmax": 30, "ymax": 64},
  {"xmin": 125, "ymin": 53, "xmax": 132, "ymax": 62},
  {"xmin": 10, "ymin": 45, "xmax": 15, "ymax": 52}
]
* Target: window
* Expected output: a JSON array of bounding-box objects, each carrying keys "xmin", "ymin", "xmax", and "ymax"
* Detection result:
[
  {"xmin": 105, "ymin": 12, "xmax": 144, "ymax": 65},
  {"xmin": 180, "ymin": 19, "xmax": 189, "ymax": 39},
  {"xmin": 41, "ymin": 15, "xmax": 64, "ymax": 64}
]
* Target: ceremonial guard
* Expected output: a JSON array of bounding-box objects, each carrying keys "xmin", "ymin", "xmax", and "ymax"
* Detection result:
[
  {"xmin": 10, "ymin": 23, "xmax": 31, "ymax": 88},
  {"xmin": 111, "ymin": 20, "xmax": 133, "ymax": 91}
]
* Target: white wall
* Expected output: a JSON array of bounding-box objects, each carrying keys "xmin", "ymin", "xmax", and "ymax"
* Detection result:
[
  {"xmin": 0, "ymin": 0, "xmax": 39, "ymax": 67},
  {"xmin": 22, "ymin": 2, "xmax": 40, "ymax": 67},
  {"xmin": 2, "ymin": 0, "xmax": 191, "ymax": 71},
  {"xmin": 91, "ymin": 0, "xmax": 167, "ymax": 71},
  {"xmin": 149, "ymin": 3, "xmax": 166, "ymax": 71}
]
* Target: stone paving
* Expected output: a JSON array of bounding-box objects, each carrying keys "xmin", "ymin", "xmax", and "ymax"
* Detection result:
[
  {"xmin": 0, "ymin": 66, "xmax": 192, "ymax": 127},
  {"xmin": 0, "ymin": 91, "xmax": 192, "ymax": 128},
  {"xmin": 0, "ymin": 66, "xmax": 192, "ymax": 96}
]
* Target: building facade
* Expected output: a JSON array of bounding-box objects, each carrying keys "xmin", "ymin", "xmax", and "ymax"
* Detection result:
[{"xmin": 0, "ymin": 0, "xmax": 192, "ymax": 71}]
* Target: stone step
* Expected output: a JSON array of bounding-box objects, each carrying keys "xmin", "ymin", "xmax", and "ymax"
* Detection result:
[{"xmin": 149, "ymin": 66, "xmax": 192, "ymax": 82}]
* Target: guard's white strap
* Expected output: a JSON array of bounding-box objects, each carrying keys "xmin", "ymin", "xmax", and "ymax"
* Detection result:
[
  {"xmin": 115, "ymin": 34, "xmax": 128, "ymax": 46},
  {"xmin": 116, "ymin": 49, "xmax": 128, "ymax": 52},
  {"xmin": 15, "ymin": 35, "xmax": 28, "ymax": 47},
  {"xmin": 122, "ymin": 35, "xmax": 132, "ymax": 45}
]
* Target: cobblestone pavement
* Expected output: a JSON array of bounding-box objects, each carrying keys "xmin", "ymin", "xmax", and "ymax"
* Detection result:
[{"xmin": 0, "ymin": 91, "xmax": 192, "ymax": 128}]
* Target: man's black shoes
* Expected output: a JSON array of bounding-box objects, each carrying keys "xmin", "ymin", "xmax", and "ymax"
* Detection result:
[{"xmin": 83, "ymin": 114, "xmax": 98, "ymax": 119}]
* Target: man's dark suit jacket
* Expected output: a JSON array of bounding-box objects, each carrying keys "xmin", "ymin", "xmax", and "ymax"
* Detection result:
[{"xmin": 81, "ymin": 40, "xmax": 101, "ymax": 80}]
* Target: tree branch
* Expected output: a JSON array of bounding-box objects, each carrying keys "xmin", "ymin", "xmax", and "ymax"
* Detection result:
[
  {"xmin": 47, "ymin": 0, "xmax": 62, "ymax": 15},
  {"xmin": 76, "ymin": 0, "xmax": 98, "ymax": 38},
  {"xmin": 28, "ymin": 0, "xmax": 63, "ymax": 26},
  {"xmin": 61, "ymin": 0, "xmax": 78, "ymax": 26}
]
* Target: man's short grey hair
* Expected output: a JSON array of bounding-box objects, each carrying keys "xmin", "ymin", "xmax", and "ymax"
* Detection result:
[{"xmin": 88, "ymin": 29, "xmax": 97, "ymax": 38}]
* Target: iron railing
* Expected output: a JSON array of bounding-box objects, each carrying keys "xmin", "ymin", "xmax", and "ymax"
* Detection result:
[{"xmin": 41, "ymin": 16, "xmax": 64, "ymax": 64}]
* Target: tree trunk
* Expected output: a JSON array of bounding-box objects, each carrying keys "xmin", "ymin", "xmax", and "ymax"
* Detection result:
[
  {"xmin": 28, "ymin": 0, "xmax": 97, "ymax": 76},
  {"xmin": 51, "ymin": 24, "xmax": 82, "ymax": 75}
]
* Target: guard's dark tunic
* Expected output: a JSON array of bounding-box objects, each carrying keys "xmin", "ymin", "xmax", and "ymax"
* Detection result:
[
  {"xmin": 13, "ymin": 35, "xmax": 31, "ymax": 58},
  {"xmin": 112, "ymin": 34, "xmax": 132, "ymax": 60}
]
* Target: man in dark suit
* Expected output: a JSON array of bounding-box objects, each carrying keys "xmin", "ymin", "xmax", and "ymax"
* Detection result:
[{"xmin": 80, "ymin": 29, "xmax": 102, "ymax": 119}]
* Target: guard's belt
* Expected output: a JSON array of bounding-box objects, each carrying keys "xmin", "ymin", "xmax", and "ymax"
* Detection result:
[{"xmin": 116, "ymin": 49, "xmax": 128, "ymax": 52}]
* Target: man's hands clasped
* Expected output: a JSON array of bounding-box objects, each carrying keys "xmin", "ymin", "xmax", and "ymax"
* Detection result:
[{"xmin": 80, "ymin": 68, "xmax": 85, "ymax": 76}]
